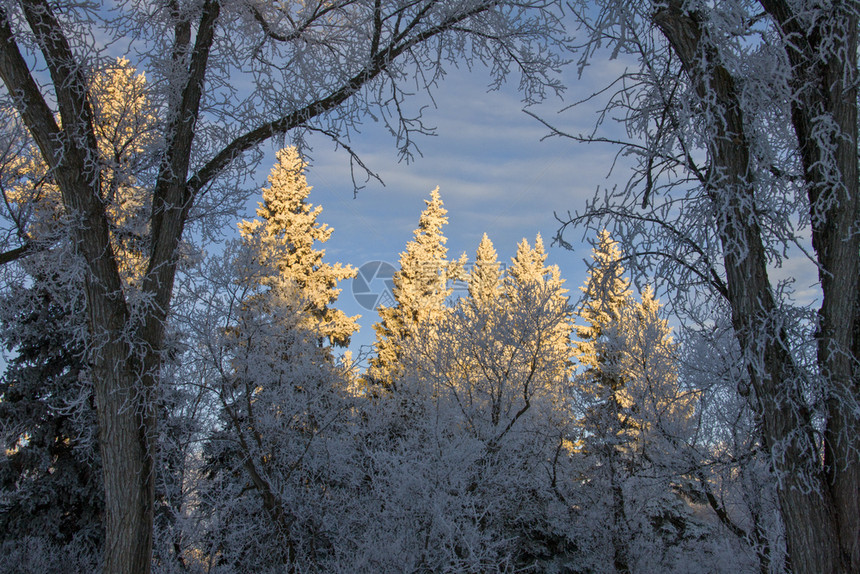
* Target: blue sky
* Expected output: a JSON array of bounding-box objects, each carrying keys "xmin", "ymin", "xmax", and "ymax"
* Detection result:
[
  {"xmin": 252, "ymin": 62, "xmax": 633, "ymax": 358},
  {"xmin": 227, "ymin": 50, "xmax": 818, "ymax": 361}
]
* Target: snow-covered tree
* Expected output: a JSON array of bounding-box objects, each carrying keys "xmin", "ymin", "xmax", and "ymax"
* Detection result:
[
  {"xmin": 572, "ymin": 231, "xmax": 637, "ymax": 573},
  {"xmin": 467, "ymin": 233, "xmax": 504, "ymax": 307},
  {"xmin": 574, "ymin": 231, "xmax": 633, "ymax": 374},
  {"xmin": 185, "ymin": 156, "xmax": 360, "ymax": 570},
  {"xmin": 507, "ymin": 233, "xmax": 571, "ymax": 366},
  {"xmin": 676, "ymin": 319, "xmax": 790, "ymax": 574},
  {"xmin": 552, "ymin": 2, "xmax": 859, "ymax": 570},
  {"xmin": 369, "ymin": 187, "xmax": 465, "ymax": 388},
  {"xmin": 196, "ymin": 298, "xmax": 354, "ymax": 572},
  {"xmin": 237, "ymin": 146, "xmax": 359, "ymax": 349},
  {"xmin": 0, "ymin": 279, "xmax": 102, "ymax": 566},
  {"xmin": 572, "ymin": 232, "xmax": 708, "ymax": 573},
  {"xmin": 1, "ymin": 58, "xmax": 155, "ymax": 285},
  {"xmin": 0, "ymin": 1, "xmax": 567, "ymax": 568},
  {"xmin": 628, "ymin": 288, "xmax": 693, "ymax": 446},
  {"xmin": 0, "ymin": 58, "xmax": 155, "ymax": 569}
]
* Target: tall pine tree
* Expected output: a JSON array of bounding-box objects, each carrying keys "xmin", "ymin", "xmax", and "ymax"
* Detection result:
[
  {"xmin": 507, "ymin": 234, "xmax": 571, "ymax": 364},
  {"xmin": 237, "ymin": 146, "xmax": 359, "ymax": 349},
  {"xmin": 195, "ymin": 148, "xmax": 358, "ymax": 570},
  {"xmin": 369, "ymin": 187, "xmax": 464, "ymax": 388},
  {"xmin": 573, "ymin": 230, "xmax": 637, "ymax": 574},
  {"xmin": 573, "ymin": 231, "xmax": 696, "ymax": 573}
]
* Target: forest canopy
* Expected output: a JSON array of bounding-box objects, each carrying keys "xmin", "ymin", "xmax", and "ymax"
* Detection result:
[{"xmin": 1, "ymin": 1, "xmax": 858, "ymax": 573}]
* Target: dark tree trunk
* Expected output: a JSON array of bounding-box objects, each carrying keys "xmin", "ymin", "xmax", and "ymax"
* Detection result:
[{"xmin": 654, "ymin": 2, "xmax": 859, "ymax": 572}]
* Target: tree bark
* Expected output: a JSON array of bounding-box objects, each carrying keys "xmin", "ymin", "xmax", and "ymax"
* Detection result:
[
  {"xmin": 757, "ymin": 3, "xmax": 860, "ymax": 569},
  {"xmin": 0, "ymin": 4, "xmax": 156, "ymax": 572},
  {"xmin": 653, "ymin": 2, "xmax": 857, "ymax": 572}
]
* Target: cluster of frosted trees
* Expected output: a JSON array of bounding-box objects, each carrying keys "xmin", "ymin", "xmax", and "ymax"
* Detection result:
[
  {"xmin": 2, "ymin": 0, "xmax": 855, "ymax": 570},
  {"xmin": 2, "ymin": 141, "xmax": 786, "ymax": 573}
]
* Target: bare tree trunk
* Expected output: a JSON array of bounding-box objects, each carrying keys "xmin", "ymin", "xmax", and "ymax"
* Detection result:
[
  {"xmin": 94, "ymin": 361, "xmax": 155, "ymax": 574},
  {"xmin": 654, "ymin": 3, "xmax": 857, "ymax": 572},
  {"xmin": 608, "ymin": 446, "xmax": 629, "ymax": 574},
  {"xmin": 0, "ymin": 6, "xmax": 156, "ymax": 572},
  {"xmin": 758, "ymin": 4, "xmax": 860, "ymax": 569}
]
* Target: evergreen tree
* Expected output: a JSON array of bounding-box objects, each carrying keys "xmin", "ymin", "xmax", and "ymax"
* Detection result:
[
  {"xmin": 572, "ymin": 231, "xmax": 637, "ymax": 574},
  {"xmin": 574, "ymin": 230, "xmax": 634, "ymax": 377},
  {"xmin": 506, "ymin": 234, "xmax": 571, "ymax": 365},
  {"xmin": 369, "ymin": 187, "xmax": 464, "ymax": 387},
  {"xmin": 238, "ymin": 146, "xmax": 359, "ymax": 349},
  {"xmin": 573, "ymin": 231, "xmax": 698, "ymax": 573},
  {"xmin": 613, "ymin": 285, "xmax": 691, "ymax": 449},
  {"xmin": 509, "ymin": 233, "xmax": 554, "ymax": 285},
  {"xmin": 0, "ymin": 279, "xmax": 102, "ymax": 562},
  {"xmin": 194, "ymin": 151, "xmax": 360, "ymax": 569},
  {"xmin": 467, "ymin": 233, "xmax": 503, "ymax": 307},
  {"xmin": 390, "ymin": 232, "xmax": 578, "ymax": 570},
  {"xmin": 3, "ymin": 58, "xmax": 156, "ymax": 287},
  {"xmin": 575, "ymin": 234, "xmax": 689, "ymax": 458}
]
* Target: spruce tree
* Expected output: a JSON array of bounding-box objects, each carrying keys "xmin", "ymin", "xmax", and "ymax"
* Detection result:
[
  {"xmin": 575, "ymin": 233, "xmax": 687, "ymax": 454},
  {"xmin": 614, "ymin": 285, "xmax": 689, "ymax": 443},
  {"xmin": 369, "ymin": 187, "xmax": 464, "ymax": 387},
  {"xmin": 196, "ymin": 148, "xmax": 359, "ymax": 569},
  {"xmin": 508, "ymin": 234, "xmax": 566, "ymax": 291},
  {"xmin": 506, "ymin": 234, "xmax": 571, "ymax": 360},
  {"xmin": 238, "ymin": 146, "xmax": 359, "ymax": 348},
  {"xmin": 574, "ymin": 230, "xmax": 634, "ymax": 376},
  {"xmin": 573, "ymin": 231, "xmax": 696, "ymax": 573},
  {"xmin": 467, "ymin": 233, "xmax": 503, "ymax": 306},
  {"xmin": 573, "ymin": 230, "xmax": 637, "ymax": 574},
  {"xmin": 393, "ymin": 232, "xmax": 578, "ymax": 569},
  {"xmin": 0, "ymin": 280, "xmax": 103, "ymax": 560}
]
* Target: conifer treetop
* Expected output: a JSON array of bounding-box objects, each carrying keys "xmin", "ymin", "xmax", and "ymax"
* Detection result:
[
  {"xmin": 370, "ymin": 186, "xmax": 461, "ymax": 387},
  {"xmin": 237, "ymin": 146, "xmax": 358, "ymax": 348},
  {"xmin": 576, "ymin": 230, "xmax": 632, "ymax": 343},
  {"xmin": 468, "ymin": 233, "xmax": 503, "ymax": 305},
  {"xmin": 508, "ymin": 233, "xmax": 566, "ymax": 296}
]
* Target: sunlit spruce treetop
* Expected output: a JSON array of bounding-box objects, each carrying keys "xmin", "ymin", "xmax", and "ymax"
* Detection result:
[
  {"xmin": 238, "ymin": 146, "xmax": 358, "ymax": 348},
  {"xmin": 467, "ymin": 233, "xmax": 504, "ymax": 306},
  {"xmin": 575, "ymin": 229, "xmax": 634, "ymax": 372},
  {"xmin": 506, "ymin": 233, "xmax": 572, "ymax": 358},
  {"xmin": 370, "ymin": 186, "xmax": 466, "ymax": 387},
  {"xmin": 508, "ymin": 233, "xmax": 564, "ymax": 291}
]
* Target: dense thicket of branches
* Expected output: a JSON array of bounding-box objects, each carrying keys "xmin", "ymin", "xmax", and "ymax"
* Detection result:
[
  {"xmin": 0, "ymin": 1, "xmax": 566, "ymax": 571},
  {"xmin": 544, "ymin": 2, "xmax": 859, "ymax": 572},
  {"xmin": 2, "ymin": 142, "xmax": 787, "ymax": 572}
]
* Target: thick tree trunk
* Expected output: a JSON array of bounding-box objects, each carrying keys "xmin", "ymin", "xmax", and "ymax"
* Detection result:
[
  {"xmin": 654, "ymin": 3, "xmax": 858, "ymax": 572},
  {"xmin": 757, "ymin": 1, "xmax": 860, "ymax": 569},
  {"xmin": 0, "ymin": 4, "xmax": 158, "ymax": 571},
  {"xmin": 94, "ymin": 359, "xmax": 155, "ymax": 574}
]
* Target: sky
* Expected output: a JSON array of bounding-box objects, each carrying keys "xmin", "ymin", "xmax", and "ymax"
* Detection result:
[
  {"xmin": 246, "ymin": 58, "xmax": 820, "ymax": 362},
  {"xmin": 240, "ymin": 61, "xmax": 635, "ymax": 360}
]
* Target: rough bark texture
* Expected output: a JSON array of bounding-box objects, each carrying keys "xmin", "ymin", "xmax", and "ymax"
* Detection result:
[
  {"xmin": 1, "ymin": 2, "xmax": 555, "ymax": 571},
  {"xmin": 654, "ymin": 2, "xmax": 859, "ymax": 572},
  {"xmin": 0, "ymin": 4, "xmax": 153, "ymax": 573}
]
